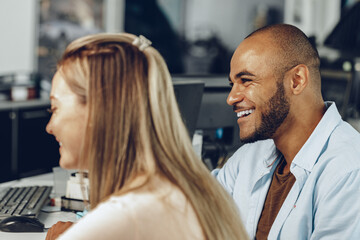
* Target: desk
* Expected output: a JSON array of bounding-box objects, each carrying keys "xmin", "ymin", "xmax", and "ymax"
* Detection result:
[{"xmin": 0, "ymin": 173, "xmax": 77, "ymax": 240}]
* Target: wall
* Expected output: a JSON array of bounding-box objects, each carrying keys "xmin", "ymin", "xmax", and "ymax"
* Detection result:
[
  {"xmin": 284, "ymin": 0, "xmax": 341, "ymax": 45},
  {"xmin": 184, "ymin": 0, "xmax": 285, "ymax": 51},
  {"xmin": 0, "ymin": 0, "xmax": 38, "ymax": 75}
]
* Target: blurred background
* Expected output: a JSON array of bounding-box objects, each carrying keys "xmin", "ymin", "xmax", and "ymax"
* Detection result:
[{"xmin": 1, "ymin": 0, "xmax": 360, "ymax": 181}]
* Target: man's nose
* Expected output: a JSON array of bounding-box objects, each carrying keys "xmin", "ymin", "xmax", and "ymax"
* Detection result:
[{"xmin": 227, "ymin": 84, "xmax": 245, "ymax": 106}]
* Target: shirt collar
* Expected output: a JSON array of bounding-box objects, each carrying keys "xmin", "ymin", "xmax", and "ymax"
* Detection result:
[
  {"xmin": 259, "ymin": 139, "xmax": 281, "ymax": 170},
  {"xmin": 291, "ymin": 101, "xmax": 342, "ymax": 172}
]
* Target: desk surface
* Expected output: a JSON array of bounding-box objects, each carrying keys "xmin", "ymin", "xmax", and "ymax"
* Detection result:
[{"xmin": 0, "ymin": 173, "xmax": 77, "ymax": 240}]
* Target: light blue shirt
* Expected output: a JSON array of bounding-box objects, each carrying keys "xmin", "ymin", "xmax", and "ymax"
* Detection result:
[{"xmin": 213, "ymin": 102, "xmax": 360, "ymax": 239}]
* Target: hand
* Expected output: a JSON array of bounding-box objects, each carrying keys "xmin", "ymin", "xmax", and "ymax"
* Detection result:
[{"xmin": 45, "ymin": 221, "xmax": 74, "ymax": 240}]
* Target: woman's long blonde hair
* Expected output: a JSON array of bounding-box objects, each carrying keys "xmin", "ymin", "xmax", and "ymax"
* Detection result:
[{"xmin": 57, "ymin": 33, "xmax": 247, "ymax": 240}]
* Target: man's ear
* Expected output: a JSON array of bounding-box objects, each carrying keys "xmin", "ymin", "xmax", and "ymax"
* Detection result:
[{"xmin": 289, "ymin": 64, "xmax": 309, "ymax": 95}]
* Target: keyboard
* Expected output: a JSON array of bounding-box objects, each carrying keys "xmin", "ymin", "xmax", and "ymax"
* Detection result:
[{"xmin": 0, "ymin": 186, "xmax": 52, "ymax": 220}]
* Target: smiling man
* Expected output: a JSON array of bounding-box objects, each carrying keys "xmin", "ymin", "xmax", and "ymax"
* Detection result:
[{"xmin": 213, "ymin": 24, "xmax": 360, "ymax": 239}]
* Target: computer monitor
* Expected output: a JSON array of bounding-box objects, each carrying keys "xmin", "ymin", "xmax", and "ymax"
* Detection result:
[
  {"xmin": 321, "ymin": 69, "xmax": 353, "ymax": 119},
  {"xmin": 172, "ymin": 79, "xmax": 205, "ymax": 138},
  {"xmin": 172, "ymin": 75, "xmax": 242, "ymax": 169}
]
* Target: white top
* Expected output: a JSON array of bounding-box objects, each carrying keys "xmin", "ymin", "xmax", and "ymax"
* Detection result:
[{"xmin": 58, "ymin": 176, "xmax": 204, "ymax": 240}]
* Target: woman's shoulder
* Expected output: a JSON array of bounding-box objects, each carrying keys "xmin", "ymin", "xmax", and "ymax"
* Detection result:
[
  {"xmin": 60, "ymin": 177, "xmax": 203, "ymax": 240},
  {"xmin": 103, "ymin": 177, "xmax": 203, "ymax": 239},
  {"xmin": 58, "ymin": 191, "xmax": 141, "ymax": 239},
  {"xmin": 109, "ymin": 176, "xmax": 187, "ymax": 212}
]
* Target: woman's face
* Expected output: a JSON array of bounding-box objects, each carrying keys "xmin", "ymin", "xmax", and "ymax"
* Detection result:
[{"xmin": 46, "ymin": 72, "xmax": 87, "ymax": 169}]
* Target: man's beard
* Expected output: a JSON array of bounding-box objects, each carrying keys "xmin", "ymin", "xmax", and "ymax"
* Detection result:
[{"xmin": 241, "ymin": 80, "xmax": 290, "ymax": 143}]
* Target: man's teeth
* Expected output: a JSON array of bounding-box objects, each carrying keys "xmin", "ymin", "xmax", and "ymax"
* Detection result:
[{"xmin": 237, "ymin": 109, "xmax": 254, "ymax": 118}]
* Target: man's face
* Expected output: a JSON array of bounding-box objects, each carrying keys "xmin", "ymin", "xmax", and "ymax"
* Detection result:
[{"xmin": 227, "ymin": 35, "xmax": 290, "ymax": 143}]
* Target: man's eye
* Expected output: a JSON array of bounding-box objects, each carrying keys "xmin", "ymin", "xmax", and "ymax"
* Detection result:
[{"xmin": 242, "ymin": 78, "xmax": 252, "ymax": 83}]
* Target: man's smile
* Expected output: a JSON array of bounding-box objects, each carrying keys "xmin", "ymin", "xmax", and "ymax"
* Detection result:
[{"xmin": 236, "ymin": 108, "xmax": 255, "ymax": 118}]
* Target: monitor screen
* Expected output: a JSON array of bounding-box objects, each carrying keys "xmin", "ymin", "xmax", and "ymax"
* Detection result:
[{"xmin": 172, "ymin": 79, "xmax": 204, "ymax": 138}]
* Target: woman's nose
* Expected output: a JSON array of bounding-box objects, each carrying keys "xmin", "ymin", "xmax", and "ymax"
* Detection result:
[{"xmin": 46, "ymin": 119, "xmax": 53, "ymax": 134}]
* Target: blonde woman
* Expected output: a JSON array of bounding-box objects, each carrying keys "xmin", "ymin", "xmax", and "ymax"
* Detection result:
[{"xmin": 45, "ymin": 33, "xmax": 248, "ymax": 240}]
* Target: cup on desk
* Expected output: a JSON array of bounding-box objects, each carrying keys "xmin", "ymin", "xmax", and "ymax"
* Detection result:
[
  {"xmin": 10, "ymin": 85, "xmax": 37, "ymax": 101},
  {"xmin": 52, "ymin": 167, "xmax": 75, "ymax": 198}
]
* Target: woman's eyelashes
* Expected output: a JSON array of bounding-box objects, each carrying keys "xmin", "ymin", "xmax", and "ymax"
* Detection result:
[{"xmin": 47, "ymin": 107, "xmax": 57, "ymax": 115}]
